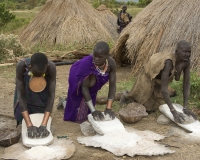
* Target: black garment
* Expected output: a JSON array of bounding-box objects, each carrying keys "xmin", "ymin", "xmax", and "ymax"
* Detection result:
[{"xmin": 117, "ymin": 10, "xmax": 132, "ymax": 33}]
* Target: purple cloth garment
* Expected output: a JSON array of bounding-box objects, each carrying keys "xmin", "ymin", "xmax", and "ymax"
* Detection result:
[{"xmin": 64, "ymin": 55, "xmax": 109, "ymax": 123}]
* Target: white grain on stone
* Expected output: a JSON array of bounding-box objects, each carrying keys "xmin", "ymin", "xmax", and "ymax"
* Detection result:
[
  {"xmin": 77, "ymin": 115, "xmax": 174, "ymax": 157},
  {"xmin": 159, "ymin": 103, "xmax": 200, "ymax": 134},
  {"xmin": 88, "ymin": 113, "xmax": 125, "ymax": 135},
  {"xmin": 23, "ymin": 145, "xmax": 66, "ymax": 160}
]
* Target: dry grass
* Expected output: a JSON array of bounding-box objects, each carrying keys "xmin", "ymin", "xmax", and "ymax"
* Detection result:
[
  {"xmin": 96, "ymin": 4, "xmax": 117, "ymax": 29},
  {"xmin": 111, "ymin": 0, "xmax": 200, "ymax": 74},
  {"xmin": 19, "ymin": 0, "xmax": 118, "ymax": 48}
]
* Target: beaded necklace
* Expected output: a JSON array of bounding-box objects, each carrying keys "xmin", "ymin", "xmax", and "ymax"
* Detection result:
[
  {"xmin": 95, "ymin": 59, "xmax": 108, "ymax": 75},
  {"xmin": 28, "ymin": 71, "xmax": 45, "ymax": 77}
]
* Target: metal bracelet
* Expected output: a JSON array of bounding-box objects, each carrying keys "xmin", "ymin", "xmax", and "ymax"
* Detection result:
[
  {"xmin": 170, "ymin": 108, "xmax": 175, "ymax": 112},
  {"xmin": 108, "ymin": 99, "xmax": 113, "ymax": 101},
  {"xmin": 86, "ymin": 100, "xmax": 95, "ymax": 112}
]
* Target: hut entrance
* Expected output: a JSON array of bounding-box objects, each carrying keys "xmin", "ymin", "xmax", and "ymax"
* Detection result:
[{"xmin": 112, "ymin": 34, "xmax": 131, "ymax": 67}]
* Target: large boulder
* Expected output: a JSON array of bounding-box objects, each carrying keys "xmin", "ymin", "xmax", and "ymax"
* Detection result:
[
  {"xmin": 119, "ymin": 102, "xmax": 148, "ymax": 123},
  {"xmin": 0, "ymin": 128, "xmax": 21, "ymax": 147}
]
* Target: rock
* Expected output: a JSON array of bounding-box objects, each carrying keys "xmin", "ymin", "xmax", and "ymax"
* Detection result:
[
  {"xmin": 119, "ymin": 102, "xmax": 148, "ymax": 123},
  {"xmin": 57, "ymin": 97, "xmax": 65, "ymax": 110},
  {"xmin": 80, "ymin": 121, "xmax": 96, "ymax": 136},
  {"xmin": 157, "ymin": 114, "xmax": 171, "ymax": 125},
  {"xmin": 0, "ymin": 128, "xmax": 21, "ymax": 147},
  {"xmin": 119, "ymin": 91, "xmax": 134, "ymax": 107}
]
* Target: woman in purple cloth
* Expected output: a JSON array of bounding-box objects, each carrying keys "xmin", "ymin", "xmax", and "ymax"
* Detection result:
[{"xmin": 64, "ymin": 41, "xmax": 116, "ymax": 123}]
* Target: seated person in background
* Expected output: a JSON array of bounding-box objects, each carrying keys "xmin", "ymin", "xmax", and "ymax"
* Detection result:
[
  {"xmin": 120, "ymin": 40, "xmax": 197, "ymax": 123},
  {"xmin": 14, "ymin": 52, "xmax": 56, "ymax": 138},
  {"xmin": 64, "ymin": 41, "xmax": 116, "ymax": 123},
  {"xmin": 117, "ymin": 5, "xmax": 132, "ymax": 33}
]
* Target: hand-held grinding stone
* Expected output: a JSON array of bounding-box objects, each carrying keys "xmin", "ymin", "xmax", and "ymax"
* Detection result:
[
  {"xmin": 22, "ymin": 113, "xmax": 54, "ymax": 147},
  {"xmin": 159, "ymin": 103, "xmax": 200, "ymax": 135},
  {"xmin": 88, "ymin": 112, "xmax": 125, "ymax": 135}
]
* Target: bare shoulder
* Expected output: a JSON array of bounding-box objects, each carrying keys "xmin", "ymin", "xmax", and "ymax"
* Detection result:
[
  {"xmin": 16, "ymin": 60, "xmax": 26, "ymax": 73},
  {"xmin": 47, "ymin": 60, "xmax": 56, "ymax": 75},
  {"xmin": 165, "ymin": 59, "xmax": 173, "ymax": 69},
  {"xmin": 48, "ymin": 60, "xmax": 56, "ymax": 68},
  {"xmin": 108, "ymin": 56, "xmax": 116, "ymax": 66},
  {"xmin": 108, "ymin": 56, "xmax": 116, "ymax": 73},
  {"xmin": 16, "ymin": 60, "xmax": 26, "ymax": 69},
  {"xmin": 48, "ymin": 60, "xmax": 56, "ymax": 70}
]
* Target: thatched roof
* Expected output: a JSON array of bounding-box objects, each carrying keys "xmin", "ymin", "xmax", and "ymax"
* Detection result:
[
  {"xmin": 111, "ymin": 0, "xmax": 200, "ymax": 74},
  {"xmin": 97, "ymin": 4, "xmax": 108, "ymax": 11},
  {"xmin": 97, "ymin": 4, "xmax": 118, "ymax": 29},
  {"xmin": 19, "ymin": 0, "xmax": 118, "ymax": 48}
]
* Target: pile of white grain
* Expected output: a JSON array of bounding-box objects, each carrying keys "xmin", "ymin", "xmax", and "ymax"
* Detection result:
[{"xmin": 22, "ymin": 145, "xmax": 66, "ymax": 160}]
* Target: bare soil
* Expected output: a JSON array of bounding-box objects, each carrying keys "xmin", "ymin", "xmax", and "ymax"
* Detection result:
[{"xmin": 0, "ymin": 65, "xmax": 200, "ymax": 160}]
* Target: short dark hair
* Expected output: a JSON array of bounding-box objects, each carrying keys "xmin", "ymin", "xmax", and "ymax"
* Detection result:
[
  {"xmin": 31, "ymin": 52, "xmax": 48, "ymax": 70},
  {"xmin": 94, "ymin": 41, "xmax": 110, "ymax": 55},
  {"xmin": 122, "ymin": 5, "xmax": 127, "ymax": 9}
]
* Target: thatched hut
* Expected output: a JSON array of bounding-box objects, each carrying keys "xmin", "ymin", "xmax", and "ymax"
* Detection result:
[
  {"xmin": 19, "ymin": 0, "xmax": 118, "ymax": 48},
  {"xmin": 96, "ymin": 4, "xmax": 118, "ymax": 30},
  {"xmin": 111, "ymin": 0, "xmax": 200, "ymax": 74}
]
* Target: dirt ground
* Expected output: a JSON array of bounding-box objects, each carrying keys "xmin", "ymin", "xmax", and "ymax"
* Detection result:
[{"xmin": 0, "ymin": 65, "xmax": 200, "ymax": 160}]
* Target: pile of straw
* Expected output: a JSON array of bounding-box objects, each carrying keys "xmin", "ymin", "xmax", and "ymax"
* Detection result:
[
  {"xmin": 19, "ymin": 0, "xmax": 118, "ymax": 48},
  {"xmin": 97, "ymin": 4, "xmax": 117, "ymax": 29},
  {"xmin": 111, "ymin": 0, "xmax": 200, "ymax": 74}
]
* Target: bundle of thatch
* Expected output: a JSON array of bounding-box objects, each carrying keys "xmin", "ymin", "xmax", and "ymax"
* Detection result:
[
  {"xmin": 96, "ymin": 4, "xmax": 117, "ymax": 29},
  {"xmin": 111, "ymin": 0, "xmax": 200, "ymax": 74},
  {"xmin": 19, "ymin": 0, "xmax": 118, "ymax": 48}
]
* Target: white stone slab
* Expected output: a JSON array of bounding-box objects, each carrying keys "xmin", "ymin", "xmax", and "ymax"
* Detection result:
[
  {"xmin": 88, "ymin": 113, "xmax": 125, "ymax": 135},
  {"xmin": 159, "ymin": 103, "xmax": 200, "ymax": 137},
  {"xmin": 22, "ymin": 113, "xmax": 54, "ymax": 147}
]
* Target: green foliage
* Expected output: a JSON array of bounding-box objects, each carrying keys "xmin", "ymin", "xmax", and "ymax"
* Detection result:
[
  {"xmin": 190, "ymin": 72, "xmax": 200, "ymax": 101},
  {"xmin": 170, "ymin": 71, "xmax": 200, "ymax": 108},
  {"xmin": 127, "ymin": 2, "xmax": 136, "ymax": 6},
  {"xmin": 92, "ymin": 0, "xmax": 119, "ymax": 9},
  {"xmin": 126, "ymin": 7, "xmax": 143, "ymax": 18},
  {"xmin": 137, "ymin": 0, "xmax": 152, "ymax": 7},
  {"xmin": 0, "ymin": 0, "xmax": 47, "ymax": 10},
  {"xmin": 0, "ymin": 17, "xmax": 30, "ymax": 33},
  {"xmin": 0, "ymin": 34, "xmax": 26, "ymax": 62},
  {"xmin": 96, "ymin": 76, "xmax": 135, "ymax": 113},
  {"xmin": 0, "ymin": 4, "xmax": 15, "ymax": 27}
]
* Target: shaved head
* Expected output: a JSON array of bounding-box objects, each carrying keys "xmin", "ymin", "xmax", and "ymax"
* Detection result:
[
  {"xmin": 122, "ymin": 5, "xmax": 127, "ymax": 8},
  {"xmin": 94, "ymin": 41, "xmax": 110, "ymax": 55},
  {"xmin": 175, "ymin": 40, "xmax": 191, "ymax": 62},
  {"xmin": 176, "ymin": 40, "xmax": 191, "ymax": 50}
]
